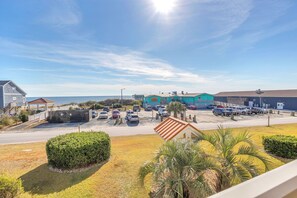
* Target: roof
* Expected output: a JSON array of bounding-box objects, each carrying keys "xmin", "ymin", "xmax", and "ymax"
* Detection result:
[
  {"xmin": 28, "ymin": 98, "xmax": 55, "ymax": 104},
  {"xmin": 0, "ymin": 80, "xmax": 10, "ymax": 86},
  {"xmin": 154, "ymin": 117, "xmax": 201, "ymax": 141},
  {"xmin": 0, "ymin": 80, "xmax": 27, "ymax": 95},
  {"xmin": 144, "ymin": 92, "xmax": 213, "ymax": 98},
  {"xmin": 215, "ymin": 89, "xmax": 297, "ymax": 98}
]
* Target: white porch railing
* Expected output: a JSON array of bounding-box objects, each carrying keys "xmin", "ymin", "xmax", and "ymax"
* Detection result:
[{"xmin": 209, "ymin": 160, "xmax": 297, "ymax": 198}]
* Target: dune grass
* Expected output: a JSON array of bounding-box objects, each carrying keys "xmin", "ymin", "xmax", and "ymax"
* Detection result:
[{"xmin": 0, "ymin": 124, "xmax": 296, "ymax": 197}]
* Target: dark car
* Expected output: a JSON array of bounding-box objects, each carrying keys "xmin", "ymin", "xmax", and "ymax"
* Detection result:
[
  {"xmin": 145, "ymin": 106, "xmax": 153, "ymax": 111},
  {"xmin": 213, "ymin": 108, "xmax": 224, "ymax": 116},
  {"xmin": 92, "ymin": 111, "xmax": 98, "ymax": 118},
  {"xmin": 187, "ymin": 105, "xmax": 197, "ymax": 110},
  {"xmin": 103, "ymin": 106, "xmax": 110, "ymax": 112},
  {"xmin": 206, "ymin": 104, "xmax": 216, "ymax": 109},
  {"xmin": 152, "ymin": 105, "xmax": 159, "ymax": 111},
  {"xmin": 213, "ymin": 108, "xmax": 232, "ymax": 116},
  {"xmin": 112, "ymin": 110, "xmax": 121, "ymax": 119}
]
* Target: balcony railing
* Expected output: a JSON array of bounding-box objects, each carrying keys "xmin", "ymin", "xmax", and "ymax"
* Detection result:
[{"xmin": 209, "ymin": 160, "xmax": 297, "ymax": 198}]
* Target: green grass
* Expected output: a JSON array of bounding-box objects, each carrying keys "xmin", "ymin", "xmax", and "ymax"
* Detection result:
[{"xmin": 0, "ymin": 124, "xmax": 297, "ymax": 197}]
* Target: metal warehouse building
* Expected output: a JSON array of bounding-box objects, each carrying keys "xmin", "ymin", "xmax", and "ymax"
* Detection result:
[{"xmin": 215, "ymin": 89, "xmax": 297, "ymax": 110}]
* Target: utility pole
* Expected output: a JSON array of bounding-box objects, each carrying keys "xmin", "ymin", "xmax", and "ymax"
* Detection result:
[
  {"xmin": 268, "ymin": 110, "xmax": 270, "ymax": 127},
  {"xmin": 256, "ymin": 89, "xmax": 264, "ymax": 107},
  {"xmin": 120, "ymin": 88, "xmax": 125, "ymax": 105}
]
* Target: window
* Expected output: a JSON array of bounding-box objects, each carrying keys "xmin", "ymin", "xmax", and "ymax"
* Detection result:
[
  {"xmin": 12, "ymin": 87, "xmax": 16, "ymax": 90},
  {"xmin": 13, "ymin": 97, "xmax": 16, "ymax": 101}
]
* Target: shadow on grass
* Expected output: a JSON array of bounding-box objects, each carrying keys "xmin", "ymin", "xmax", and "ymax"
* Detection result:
[
  {"xmin": 20, "ymin": 163, "xmax": 102, "ymax": 195},
  {"xmin": 34, "ymin": 122, "xmax": 86, "ymax": 129}
]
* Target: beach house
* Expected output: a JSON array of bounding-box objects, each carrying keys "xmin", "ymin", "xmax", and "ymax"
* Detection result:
[
  {"xmin": 0, "ymin": 80, "xmax": 27, "ymax": 112},
  {"xmin": 143, "ymin": 92, "xmax": 214, "ymax": 108}
]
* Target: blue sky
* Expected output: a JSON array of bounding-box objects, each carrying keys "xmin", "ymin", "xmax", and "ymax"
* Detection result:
[{"xmin": 1, "ymin": 0, "xmax": 297, "ymax": 96}]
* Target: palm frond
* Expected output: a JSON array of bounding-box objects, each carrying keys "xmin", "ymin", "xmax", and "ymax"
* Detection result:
[
  {"xmin": 236, "ymin": 145, "xmax": 272, "ymax": 171},
  {"xmin": 139, "ymin": 161, "xmax": 155, "ymax": 186}
]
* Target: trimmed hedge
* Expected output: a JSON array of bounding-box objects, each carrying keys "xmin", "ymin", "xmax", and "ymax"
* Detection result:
[
  {"xmin": 46, "ymin": 132, "xmax": 110, "ymax": 170},
  {"xmin": 263, "ymin": 135, "xmax": 297, "ymax": 159},
  {"xmin": 0, "ymin": 174, "xmax": 23, "ymax": 198}
]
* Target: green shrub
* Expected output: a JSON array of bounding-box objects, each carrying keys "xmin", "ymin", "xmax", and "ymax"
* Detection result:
[
  {"xmin": 90, "ymin": 104, "xmax": 104, "ymax": 110},
  {"xmin": 112, "ymin": 103, "xmax": 122, "ymax": 108},
  {"xmin": 46, "ymin": 132, "xmax": 111, "ymax": 170},
  {"xmin": 0, "ymin": 174, "xmax": 23, "ymax": 198},
  {"xmin": 263, "ymin": 135, "xmax": 297, "ymax": 159},
  {"xmin": 18, "ymin": 114, "xmax": 28, "ymax": 123},
  {"xmin": 0, "ymin": 116, "xmax": 14, "ymax": 126},
  {"xmin": 18, "ymin": 110, "xmax": 29, "ymax": 123}
]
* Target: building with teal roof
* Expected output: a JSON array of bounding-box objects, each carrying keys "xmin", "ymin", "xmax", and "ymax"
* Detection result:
[{"xmin": 143, "ymin": 92, "xmax": 214, "ymax": 109}]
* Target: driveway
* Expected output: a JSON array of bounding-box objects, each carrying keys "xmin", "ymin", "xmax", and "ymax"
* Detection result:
[{"xmin": 1, "ymin": 116, "xmax": 297, "ymax": 145}]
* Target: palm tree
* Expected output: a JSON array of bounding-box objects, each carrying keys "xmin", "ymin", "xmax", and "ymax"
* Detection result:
[
  {"xmin": 199, "ymin": 127, "xmax": 272, "ymax": 192},
  {"xmin": 139, "ymin": 141, "xmax": 217, "ymax": 198},
  {"xmin": 166, "ymin": 102, "xmax": 186, "ymax": 118}
]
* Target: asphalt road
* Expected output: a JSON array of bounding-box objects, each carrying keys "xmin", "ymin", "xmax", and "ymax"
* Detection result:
[{"xmin": 1, "ymin": 116, "xmax": 297, "ymax": 145}]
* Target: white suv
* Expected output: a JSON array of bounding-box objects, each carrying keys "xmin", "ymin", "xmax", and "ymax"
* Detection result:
[
  {"xmin": 127, "ymin": 114, "xmax": 139, "ymax": 122},
  {"xmin": 158, "ymin": 107, "xmax": 169, "ymax": 117}
]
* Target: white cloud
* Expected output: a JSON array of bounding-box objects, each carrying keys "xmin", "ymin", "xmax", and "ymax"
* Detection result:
[
  {"xmin": 0, "ymin": 38, "xmax": 208, "ymax": 84},
  {"xmin": 22, "ymin": 83, "xmax": 189, "ymax": 97},
  {"xmin": 22, "ymin": 74, "xmax": 280, "ymax": 97}
]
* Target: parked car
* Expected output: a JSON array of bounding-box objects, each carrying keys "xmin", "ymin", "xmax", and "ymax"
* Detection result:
[
  {"xmin": 152, "ymin": 105, "xmax": 160, "ymax": 111},
  {"xmin": 216, "ymin": 105, "xmax": 224, "ymax": 108},
  {"xmin": 145, "ymin": 106, "xmax": 153, "ymax": 111},
  {"xmin": 158, "ymin": 107, "xmax": 166, "ymax": 115},
  {"xmin": 133, "ymin": 105, "xmax": 141, "ymax": 112},
  {"xmin": 206, "ymin": 104, "xmax": 216, "ymax": 109},
  {"xmin": 112, "ymin": 110, "xmax": 121, "ymax": 119},
  {"xmin": 187, "ymin": 105, "xmax": 197, "ymax": 110},
  {"xmin": 92, "ymin": 111, "xmax": 98, "ymax": 118},
  {"xmin": 230, "ymin": 107, "xmax": 242, "ymax": 115},
  {"xmin": 239, "ymin": 107, "xmax": 252, "ymax": 115},
  {"xmin": 252, "ymin": 107, "xmax": 268, "ymax": 114},
  {"xmin": 125, "ymin": 109, "xmax": 134, "ymax": 119},
  {"xmin": 160, "ymin": 110, "xmax": 169, "ymax": 117},
  {"xmin": 98, "ymin": 111, "xmax": 108, "ymax": 119},
  {"xmin": 103, "ymin": 106, "xmax": 110, "ymax": 112},
  {"xmin": 213, "ymin": 108, "xmax": 232, "ymax": 116},
  {"xmin": 127, "ymin": 114, "xmax": 140, "ymax": 122}
]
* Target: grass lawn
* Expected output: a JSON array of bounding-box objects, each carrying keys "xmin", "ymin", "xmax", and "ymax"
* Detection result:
[{"xmin": 1, "ymin": 124, "xmax": 297, "ymax": 197}]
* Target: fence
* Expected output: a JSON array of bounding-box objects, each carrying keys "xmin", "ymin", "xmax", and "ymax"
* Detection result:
[{"xmin": 28, "ymin": 111, "xmax": 49, "ymax": 122}]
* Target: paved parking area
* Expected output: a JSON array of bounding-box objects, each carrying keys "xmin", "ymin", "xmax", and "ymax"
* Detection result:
[
  {"xmin": 1, "ymin": 109, "xmax": 296, "ymax": 136},
  {"xmin": 23, "ymin": 109, "xmax": 294, "ymax": 131}
]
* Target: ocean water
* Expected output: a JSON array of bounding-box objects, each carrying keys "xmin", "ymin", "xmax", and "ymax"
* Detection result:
[{"xmin": 27, "ymin": 96, "xmax": 133, "ymax": 105}]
